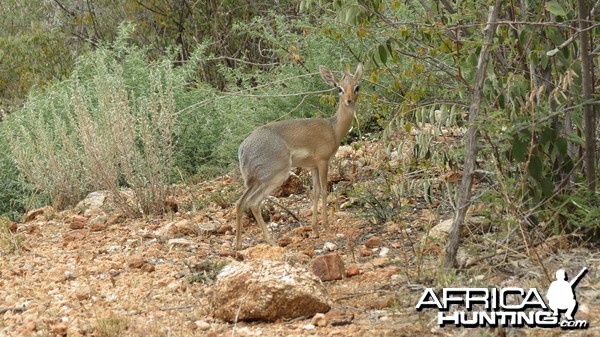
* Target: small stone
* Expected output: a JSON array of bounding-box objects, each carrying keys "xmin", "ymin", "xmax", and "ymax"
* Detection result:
[
  {"xmin": 48, "ymin": 266, "xmax": 68, "ymax": 283},
  {"xmin": 323, "ymin": 242, "xmax": 337, "ymax": 252},
  {"xmin": 76, "ymin": 191, "xmax": 106, "ymax": 212},
  {"xmin": 312, "ymin": 253, "xmax": 345, "ymax": 281},
  {"xmin": 74, "ymin": 285, "xmax": 92, "ymax": 301},
  {"xmin": 90, "ymin": 223, "xmax": 107, "ymax": 231},
  {"xmin": 195, "ymin": 320, "xmax": 211, "ymax": 331},
  {"xmin": 216, "ymin": 224, "xmax": 233, "ymax": 234},
  {"xmin": 186, "ymin": 321, "xmax": 197, "ymax": 330},
  {"xmin": 364, "ymin": 236, "xmax": 382, "ymax": 249},
  {"xmin": 167, "ymin": 280, "xmax": 184, "ymax": 292},
  {"xmin": 379, "ymin": 247, "xmax": 389, "ymax": 257},
  {"xmin": 69, "ymin": 221, "xmax": 85, "ymax": 230},
  {"xmin": 299, "ymin": 209, "xmax": 313, "ymax": 218},
  {"xmin": 345, "ymin": 266, "xmax": 360, "ymax": 277},
  {"xmin": 141, "ymin": 263, "xmax": 155, "ymax": 273},
  {"xmin": 127, "ymin": 256, "xmax": 146, "ymax": 269},
  {"xmin": 371, "ymin": 257, "xmax": 389, "ymax": 267},
  {"xmin": 325, "ymin": 308, "xmax": 354, "ymax": 326},
  {"xmin": 197, "ymin": 221, "xmax": 219, "ymax": 235},
  {"xmin": 358, "ymin": 247, "xmax": 372, "ymax": 257},
  {"xmin": 71, "ymin": 215, "xmax": 87, "ymax": 223},
  {"xmin": 63, "ymin": 230, "xmax": 88, "ymax": 243},
  {"xmin": 311, "ymin": 313, "xmax": 327, "ymax": 327},
  {"xmin": 303, "ymin": 324, "xmax": 316, "ymax": 330},
  {"xmin": 23, "ymin": 206, "xmax": 53, "ymax": 222}
]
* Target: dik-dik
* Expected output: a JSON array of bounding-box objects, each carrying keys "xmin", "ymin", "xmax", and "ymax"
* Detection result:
[{"xmin": 235, "ymin": 64, "xmax": 364, "ymax": 250}]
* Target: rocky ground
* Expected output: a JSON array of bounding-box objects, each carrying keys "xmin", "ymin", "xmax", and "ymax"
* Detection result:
[{"xmin": 1, "ymin": 141, "xmax": 599, "ymax": 337}]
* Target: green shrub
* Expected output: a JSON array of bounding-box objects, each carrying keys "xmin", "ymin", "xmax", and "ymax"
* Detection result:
[{"xmin": 5, "ymin": 24, "xmax": 189, "ymax": 215}]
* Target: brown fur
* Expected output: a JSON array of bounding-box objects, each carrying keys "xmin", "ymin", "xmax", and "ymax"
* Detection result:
[{"xmin": 235, "ymin": 64, "xmax": 364, "ymax": 250}]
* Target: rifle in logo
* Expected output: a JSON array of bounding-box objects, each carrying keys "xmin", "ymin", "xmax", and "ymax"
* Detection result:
[{"xmin": 546, "ymin": 267, "xmax": 588, "ymax": 321}]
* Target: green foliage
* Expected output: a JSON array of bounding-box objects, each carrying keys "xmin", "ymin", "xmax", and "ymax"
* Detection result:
[
  {"xmin": 301, "ymin": 0, "xmax": 599, "ymax": 240},
  {"xmin": 0, "ymin": 136, "xmax": 28, "ymax": 220},
  {"xmin": 4, "ymin": 24, "xmax": 187, "ymax": 214},
  {"xmin": 174, "ymin": 11, "xmax": 377, "ymax": 175}
]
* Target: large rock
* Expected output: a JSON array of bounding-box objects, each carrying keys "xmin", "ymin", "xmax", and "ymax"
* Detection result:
[
  {"xmin": 210, "ymin": 260, "xmax": 330, "ymax": 322},
  {"xmin": 75, "ymin": 191, "xmax": 107, "ymax": 212}
]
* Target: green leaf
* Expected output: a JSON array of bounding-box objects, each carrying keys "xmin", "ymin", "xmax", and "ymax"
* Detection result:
[
  {"xmin": 512, "ymin": 137, "xmax": 528, "ymax": 162},
  {"xmin": 540, "ymin": 127, "xmax": 557, "ymax": 144},
  {"xmin": 546, "ymin": 1, "xmax": 566, "ymax": 17},
  {"xmin": 546, "ymin": 48, "xmax": 559, "ymax": 56},
  {"xmin": 541, "ymin": 178, "xmax": 554, "ymax": 198},
  {"xmin": 556, "ymin": 137, "xmax": 568, "ymax": 156},
  {"xmin": 378, "ymin": 45, "xmax": 388, "ymax": 64},
  {"xmin": 528, "ymin": 155, "xmax": 543, "ymax": 181}
]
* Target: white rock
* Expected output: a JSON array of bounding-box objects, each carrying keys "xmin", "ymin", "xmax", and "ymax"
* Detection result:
[
  {"xmin": 323, "ymin": 242, "xmax": 337, "ymax": 252},
  {"xmin": 210, "ymin": 260, "xmax": 330, "ymax": 322},
  {"xmin": 195, "ymin": 320, "xmax": 211, "ymax": 331},
  {"xmin": 379, "ymin": 247, "xmax": 389, "ymax": 257},
  {"xmin": 311, "ymin": 313, "xmax": 327, "ymax": 327}
]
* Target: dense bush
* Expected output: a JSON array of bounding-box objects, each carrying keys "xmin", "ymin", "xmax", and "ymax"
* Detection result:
[{"xmin": 4, "ymin": 25, "xmax": 187, "ymax": 214}]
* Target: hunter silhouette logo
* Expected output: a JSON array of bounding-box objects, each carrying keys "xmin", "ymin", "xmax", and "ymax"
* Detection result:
[
  {"xmin": 547, "ymin": 267, "xmax": 588, "ymax": 321},
  {"xmin": 415, "ymin": 267, "xmax": 589, "ymax": 329}
]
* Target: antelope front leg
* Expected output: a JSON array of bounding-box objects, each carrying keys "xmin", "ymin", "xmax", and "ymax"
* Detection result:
[
  {"xmin": 311, "ymin": 167, "xmax": 320, "ymax": 237},
  {"xmin": 318, "ymin": 162, "xmax": 331, "ymax": 234}
]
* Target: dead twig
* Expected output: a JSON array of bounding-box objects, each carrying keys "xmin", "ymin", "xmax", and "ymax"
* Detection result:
[
  {"xmin": 266, "ymin": 196, "xmax": 302, "ymax": 223},
  {"xmin": 0, "ymin": 306, "xmax": 26, "ymax": 314}
]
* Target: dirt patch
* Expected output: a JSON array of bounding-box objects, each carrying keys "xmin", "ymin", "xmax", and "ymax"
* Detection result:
[{"xmin": 1, "ymin": 140, "xmax": 599, "ymax": 336}]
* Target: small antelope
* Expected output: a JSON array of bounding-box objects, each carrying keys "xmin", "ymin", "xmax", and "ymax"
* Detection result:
[{"xmin": 235, "ymin": 64, "xmax": 364, "ymax": 250}]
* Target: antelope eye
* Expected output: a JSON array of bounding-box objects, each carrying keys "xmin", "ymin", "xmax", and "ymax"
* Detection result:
[
  {"xmin": 337, "ymin": 87, "xmax": 344, "ymax": 95},
  {"xmin": 354, "ymin": 86, "xmax": 360, "ymax": 94}
]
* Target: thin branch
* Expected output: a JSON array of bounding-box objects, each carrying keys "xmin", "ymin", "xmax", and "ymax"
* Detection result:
[
  {"xmin": 443, "ymin": 0, "xmax": 502, "ymax": 269},
  {"xmin": 52, "ymin": 0, "xmax": 76, "ymax": 17},
  {"xmin": 0, "ymin": 306, "xmax": 26, "ymax": 315},
  {"xmin": 267, "ymin": 196, "xmax": 302, "ymax": 223}
]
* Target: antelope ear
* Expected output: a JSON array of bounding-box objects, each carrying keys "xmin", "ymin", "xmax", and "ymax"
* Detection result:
[
  {"xmin": 319, "ymin": 66, "xmax": 339, "ymax": 87},
  {"xmin": 354, "ymin": 63, "xmax": 364, "ymax": 81}
]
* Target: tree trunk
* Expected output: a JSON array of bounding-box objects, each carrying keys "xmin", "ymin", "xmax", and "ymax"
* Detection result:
[
  {"xmin": 443, "ymin": 0, "xmax": 502, "ymax": 269},
  {"xmin": 578, "ymin": 0, "xmax": 596, "ymax": 193}
]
